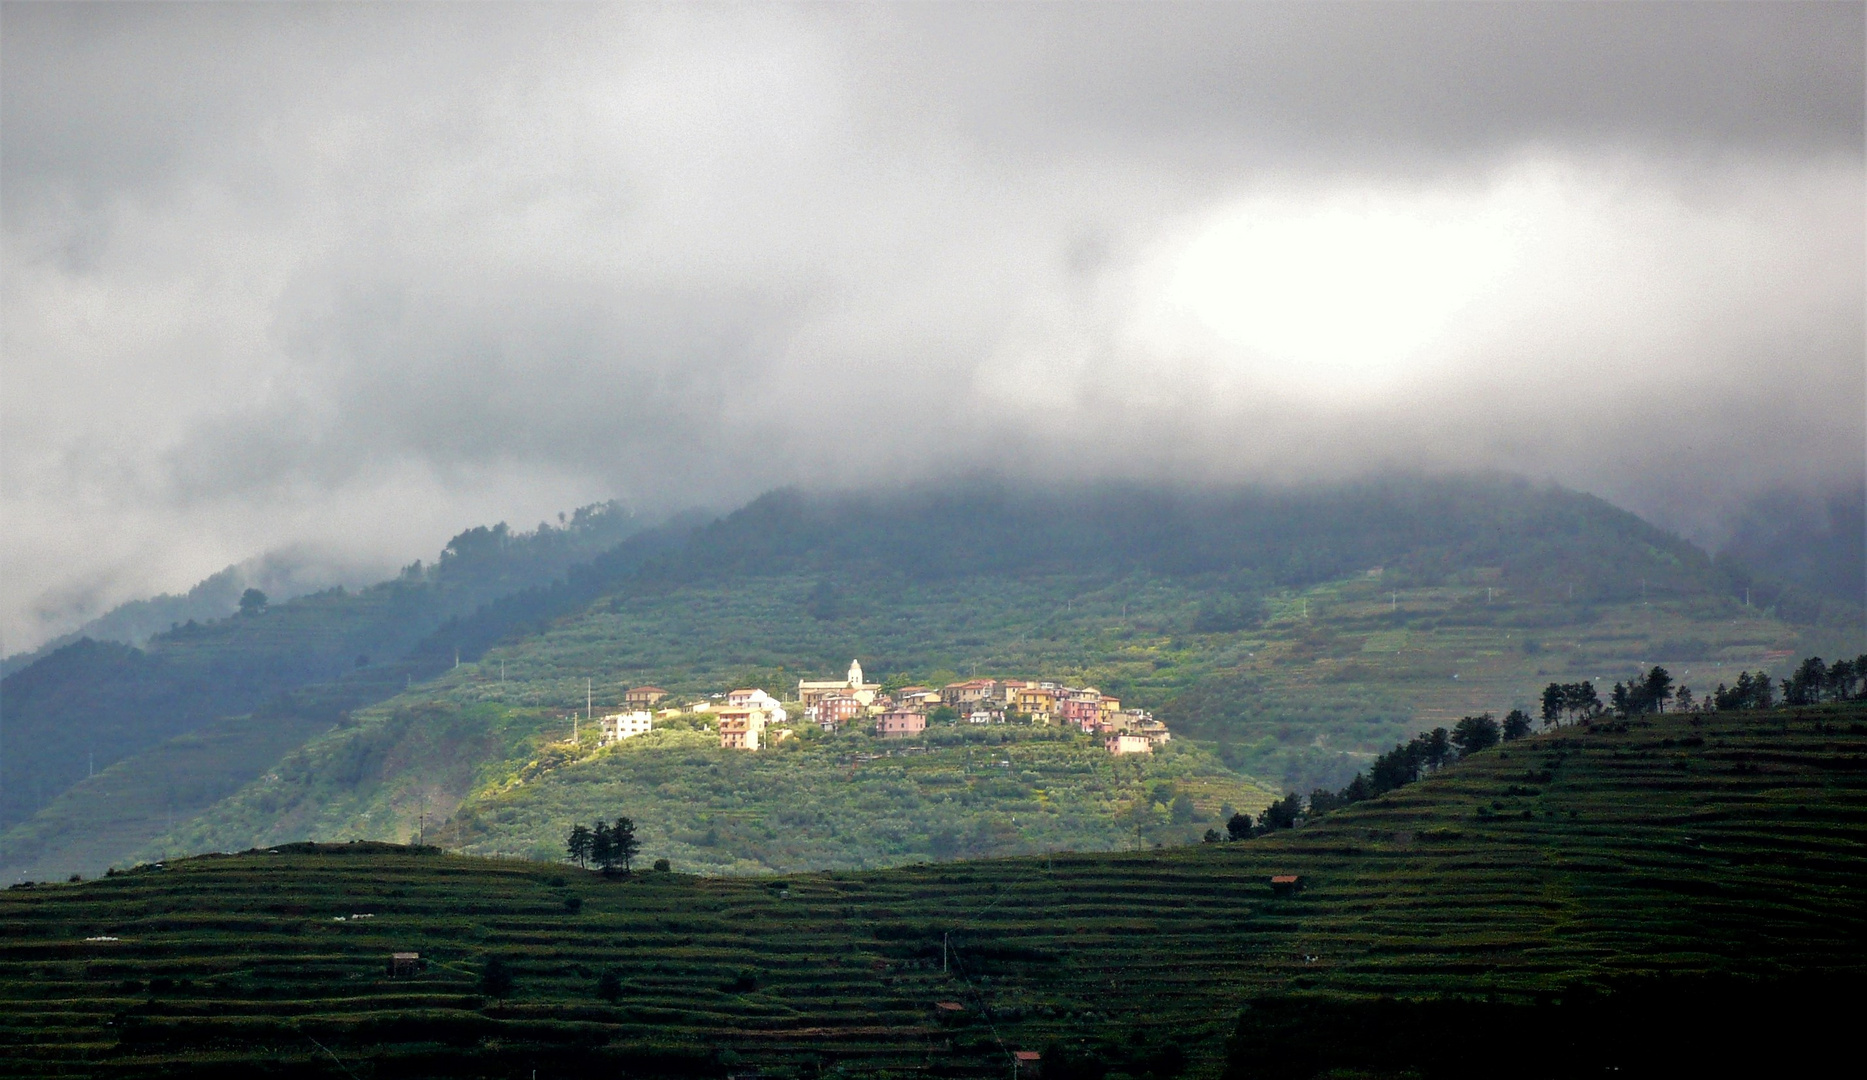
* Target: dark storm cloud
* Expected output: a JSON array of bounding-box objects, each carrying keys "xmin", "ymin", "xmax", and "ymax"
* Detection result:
[{"xmin": 3, "ymin": 2, "xmax": 1862, "ymax": 650}]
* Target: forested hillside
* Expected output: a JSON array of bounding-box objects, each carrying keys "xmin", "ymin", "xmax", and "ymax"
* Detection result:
[
  {"xmin": 0, "ymin": 505, "xmax": 646, "ymax": 832},
  {"xmin": 3, "ymin": 701, "xmax": 1860, "ymax": 1078},
  {"xmin": 6, "ymin": 476, "xmax": 1858, "ymax": 881},
  {"xmin": 111, "ymin": 476, "xmax": 1857, "ymax": 880}
]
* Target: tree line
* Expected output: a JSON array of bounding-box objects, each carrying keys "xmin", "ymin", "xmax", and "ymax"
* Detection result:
[
  {"xmin": 565, "ymin": 816, "xmax": 640, "ymax": 873},
  {"xmin": 1215, "ymin": 653, "xmax": 1862, "ymax": 840},
  {"xmin": 1221, "ymin": 709, "xmax": 1531, "ymax": 840},
  {"xmin": 1540, "ymin": 654, "xmax": 1867, "ymax": 725}
]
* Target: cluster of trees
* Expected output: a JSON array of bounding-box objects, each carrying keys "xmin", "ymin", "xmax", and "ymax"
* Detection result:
[
  {"xmin": 1214, "ymin": 652, "xmax": 1867, "ymax": 843},
  {"xmin": 1219, "ymin": 709, "xmax": 1536, "ymax": 840},
  {"xmin": 1775, "ymin": 655, "xmax": 1866, "ymax": 706},
  {"xmin": 1544, "ymin": 655, "xmax": 1867, "ymax": 721},
  {"xmin": 1709, "ymin": 671, "xmax": 1775, "ymax": 711},
  {"xmin": 1539, "ymin": 681, "xmax": 1602, "ymax": 725},
  {"xmin": 565, "ymin": 816, "xmax": 640, "ymax": 873},
  {"xmin": 1609, "ymin": 667, "xmax": 1674, "ymax": 716}
]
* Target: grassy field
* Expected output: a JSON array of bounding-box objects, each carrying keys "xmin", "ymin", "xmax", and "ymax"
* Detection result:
[{"xmin": 3, "ymin": 702, "xmax": 1861, "ymax": 1078}]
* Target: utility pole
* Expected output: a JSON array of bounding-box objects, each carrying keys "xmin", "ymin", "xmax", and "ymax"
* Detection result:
[
  {"xmin": 501, "ymin": 660, "xmax": 506, "ymax": 688},
  {"xmin": 454, "ymin": 648, "xmax": 459, "ymax": 669},
  {"xmin": 943, "ymin": 932, "xmax": 949, "ymax": 974}
]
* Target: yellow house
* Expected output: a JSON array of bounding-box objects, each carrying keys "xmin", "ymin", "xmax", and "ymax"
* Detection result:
[
  {"xmin": 716, "ymin": 707, "xmax": 768, "ymax": 751},
  {"xmin": 1014, "ymin": 686, "xmax": 1057, "ymax": 720}
]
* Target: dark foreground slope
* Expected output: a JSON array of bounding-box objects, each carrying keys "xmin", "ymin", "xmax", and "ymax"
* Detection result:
[{"xmin": 2, "ymin": 704, "xmax": 1862, "ymax": 1079}]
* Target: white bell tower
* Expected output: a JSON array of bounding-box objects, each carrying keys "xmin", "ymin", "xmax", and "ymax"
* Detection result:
[{"xmin": 847, "ymin": 658, "xmax": 864, "ymax": 687}]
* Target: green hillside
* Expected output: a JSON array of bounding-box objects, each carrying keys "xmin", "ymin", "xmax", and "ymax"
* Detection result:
[
  {"xmin": 175, "ymin": 717, "xmax": 1277, "ymax": 874},
  {"xmin": 9, "ymin": 477, "xmax": 1859, "ymax": 880},
  {"xmin": 2, "ymin": 703, "xmax": 1861, "ymax": 1078},
  {"xmin": 141, "ymin": 551, "xmax": 1838, "ymax": 874}
]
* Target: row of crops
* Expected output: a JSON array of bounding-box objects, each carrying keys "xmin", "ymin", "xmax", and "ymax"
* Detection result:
[{"xmin": 2, "ymin": 704, "xmax": 1863, "ymax": 1078}]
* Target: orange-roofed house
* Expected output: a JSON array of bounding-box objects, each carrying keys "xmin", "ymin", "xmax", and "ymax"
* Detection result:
[{"xmin": 1014, "ymin": 686, "xmax": 1058, "ymax": 721}]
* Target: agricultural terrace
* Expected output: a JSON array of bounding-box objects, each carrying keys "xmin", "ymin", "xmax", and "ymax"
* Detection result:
[{"xmin": 2, "ymin": 704, "xmax": 1862, "ymax": 1079}]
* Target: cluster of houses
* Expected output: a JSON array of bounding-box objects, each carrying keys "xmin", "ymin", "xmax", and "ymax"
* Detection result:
[{"xmin": 592, "ymin": 660, "xmax": 1171, "ymax": 756}]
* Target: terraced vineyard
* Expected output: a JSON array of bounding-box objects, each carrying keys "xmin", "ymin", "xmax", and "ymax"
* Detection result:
[{"xmin": 3, "ymin": 704, "xmax": 1862, "ymax": 1078}]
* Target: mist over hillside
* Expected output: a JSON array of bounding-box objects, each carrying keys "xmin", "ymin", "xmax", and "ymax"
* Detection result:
[
  {"xmin": 1717, "ymin": 484, "xmax": 1866, "ymax": 608},
  {"xmin": 3, "ymin": 4, "xmax": 1859, "ymax": 654},
  {"xmin": 0, "ymin": 549, "xmax": 386, "ymax": 678}
]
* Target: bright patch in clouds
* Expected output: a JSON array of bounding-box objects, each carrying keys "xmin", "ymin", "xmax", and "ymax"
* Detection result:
[{"xmin": 1161, "ymin": 191, "xmax": 1517, "ymax": 390}]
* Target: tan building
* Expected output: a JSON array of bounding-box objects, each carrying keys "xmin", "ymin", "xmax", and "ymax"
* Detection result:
[
  {"xmin": 717, "ymin": 707, "xmax": 767, "ymax": 751},
  {"xmin": 625, "ymin": 686, "xmax": 667, "ymax": 708},
  {"xmin": 941, "ymin": 679, "xmax": 999, "ymax": 708},
  {"xmin": 895, "ymin": 687, "xmax": 943, "ymax": 709},
  {"xmin": 1106, "ymin": 734, "xmax": 1153, "ymax": 755}
]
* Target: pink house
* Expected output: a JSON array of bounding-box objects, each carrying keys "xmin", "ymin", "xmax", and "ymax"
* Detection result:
[{"xmin": 876, "ymin": 711, "xmax": 927, "ymax": 738}]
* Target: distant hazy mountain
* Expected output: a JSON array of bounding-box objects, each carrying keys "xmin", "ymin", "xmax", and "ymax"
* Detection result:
[
  {"xmin": 0, "ymin": 504, "xmax": 647, "ymax": 832},
  {"xmin": 1718, "ymin": 484, "xmax": 1866, "ymax": 608},
  {"xmin": 0, "ymin": 552, "xmax": 378, "ymax": 679}
]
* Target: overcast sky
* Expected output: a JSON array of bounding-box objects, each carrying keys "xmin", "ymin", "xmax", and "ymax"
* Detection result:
[{"xmin": 3, "ymin": 2, "xmax": 1863, "ymax": 652}]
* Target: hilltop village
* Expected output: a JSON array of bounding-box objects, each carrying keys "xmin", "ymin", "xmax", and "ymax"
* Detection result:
[{"xmin": 594, "ymin": 659, "xmax": 1171, "ymax": 754}]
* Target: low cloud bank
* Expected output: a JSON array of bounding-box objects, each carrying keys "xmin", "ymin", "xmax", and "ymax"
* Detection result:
[{"xmin": 3, "ymin": 4, "xmax": 1861, "ymax": 650}]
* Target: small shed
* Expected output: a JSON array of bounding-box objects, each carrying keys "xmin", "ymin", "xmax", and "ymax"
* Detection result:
[
  {"xmin": 935, "ymin": 1000, "xmax": 965, "ymax": 1012},
  {"xmin": 388, "ymin": 952, "xmax": 422, "ymax": 977},
  {"xmin": 1014, "ymin": 1050, "xmax": 1043, "ymax": 1077},
  {"xmin": 1270, "ymin": 874, "xmax": 1302, "ymax": 897}
]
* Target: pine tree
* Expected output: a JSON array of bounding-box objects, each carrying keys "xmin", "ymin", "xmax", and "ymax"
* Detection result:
[
  {"xmin": 1451, "ymin": 713, "xmax": 1499, "ymax": 756},
  {"xmin": 565, "ymin": 824, "xmax": 593, "ymax": 868},
  {"xmin": 591, "ymin": 821, "xmax": 613, "ymax": 872},
  {"xmin": 1540, "ymin": 683, "xmax": 1565, "ymax": 727},
  {"xmin": 610, "ymin": 816, "xmax": 640, "ymax": 873}
]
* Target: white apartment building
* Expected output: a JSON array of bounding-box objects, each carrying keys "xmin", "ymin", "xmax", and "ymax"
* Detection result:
[{"xmin": 599, "ymin": 711, "xmax": 654, "ymax": 744}]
